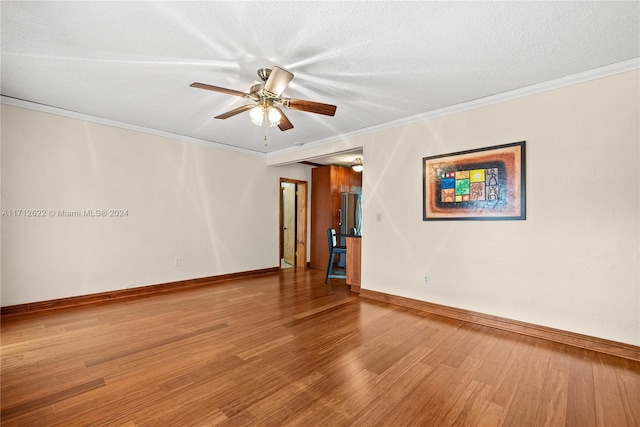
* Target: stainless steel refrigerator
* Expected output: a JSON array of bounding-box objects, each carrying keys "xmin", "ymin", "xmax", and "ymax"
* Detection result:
[{"xmin": 338, "ymin": 192, "xmax": 362, "ymax": 266}]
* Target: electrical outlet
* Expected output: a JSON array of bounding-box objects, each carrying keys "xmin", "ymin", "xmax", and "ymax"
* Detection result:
[
  {"xmin": 175, "ymin": 258, "xmax": 182, "ymax": 267},
  {"xmin": 423, "ymin": 275, "xmax": 430, "ymax": 284},
  {"xmin": 376, "ymin": 213, "xmax": 383, "ymax": 222}
]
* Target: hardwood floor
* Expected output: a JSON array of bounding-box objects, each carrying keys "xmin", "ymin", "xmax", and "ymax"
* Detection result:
[{"xmin": 1, "ymin": 269, "xmax": 639, "ymax": 426}]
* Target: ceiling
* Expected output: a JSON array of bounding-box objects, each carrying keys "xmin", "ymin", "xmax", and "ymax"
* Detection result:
[{"xmin": 2, "ymin": 2, "xmax": 638, "ymax": 158}]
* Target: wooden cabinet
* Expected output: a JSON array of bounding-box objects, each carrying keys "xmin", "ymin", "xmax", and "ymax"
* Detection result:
[
  {"xmin": 310, "ymin": 165, "xmax": 362, "ymax": 270},
  {"xmin": 346, "ymin": 237, "xmax": 361, "ymax": 292}
]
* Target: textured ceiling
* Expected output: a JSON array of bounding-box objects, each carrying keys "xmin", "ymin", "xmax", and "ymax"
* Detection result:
[{"xmin": 1, "ymin": 1, "xmax": 638, "ymax": 156}]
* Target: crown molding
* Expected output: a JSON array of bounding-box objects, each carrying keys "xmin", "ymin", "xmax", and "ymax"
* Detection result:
[
  {"xmin": 0, "ymin": 96, "xmax": 267, "ymax": 158},
  {"xmin": 3, "ymin": 58, "xmax": 637, "ymax": 163},
  {"xmin": 267, "ymin": 58, "xmax": 640, "ymax": 162}
]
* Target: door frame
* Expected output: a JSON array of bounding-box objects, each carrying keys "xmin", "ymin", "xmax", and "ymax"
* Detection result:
[{"xmin": 279, "ymin": 178, "xmax": 308, "ymax": 268}]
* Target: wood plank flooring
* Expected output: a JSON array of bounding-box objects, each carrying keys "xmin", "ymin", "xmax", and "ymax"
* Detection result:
[{"xmin": 1, "ymin": 269, "xmax": 639, "ymax": 426}]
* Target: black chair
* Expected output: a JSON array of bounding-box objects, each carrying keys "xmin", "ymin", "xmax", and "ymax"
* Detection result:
[{"xmin": 325, "ymin": 228, "xmax": 347, "ymax": 283}]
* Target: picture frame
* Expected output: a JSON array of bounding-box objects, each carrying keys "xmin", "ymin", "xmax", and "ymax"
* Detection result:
[{"xmin": 423, "ymin": 141, "xmax": 525, "ymax": 221}]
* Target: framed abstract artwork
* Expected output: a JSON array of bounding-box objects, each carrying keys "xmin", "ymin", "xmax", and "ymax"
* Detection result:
[{"xmin": 423, "ymin": 141, "xmax": 525, "ymax": 221}]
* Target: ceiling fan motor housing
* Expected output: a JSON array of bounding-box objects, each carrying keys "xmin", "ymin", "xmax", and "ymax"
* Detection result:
[{"xmin": 250, "ymin": 83, "xmax": 265, "ymax": 97}]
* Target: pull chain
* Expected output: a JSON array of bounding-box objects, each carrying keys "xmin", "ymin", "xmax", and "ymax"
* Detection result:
[{"xmin": 263, "ymin": 114, "xmax": 270, "ymax": 146}]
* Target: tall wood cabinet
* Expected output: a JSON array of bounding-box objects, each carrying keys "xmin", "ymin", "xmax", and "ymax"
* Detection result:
[{"xmin": 310, "ymin": 165, "xmax": 362, "ymax": 270}]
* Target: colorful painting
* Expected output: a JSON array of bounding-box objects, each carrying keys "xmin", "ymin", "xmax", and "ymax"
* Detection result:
[{"xmin": 423, "ymin": 141, "xmax": 525, "ymax": 220}]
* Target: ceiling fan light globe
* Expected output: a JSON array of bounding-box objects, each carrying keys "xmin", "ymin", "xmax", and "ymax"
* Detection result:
[
  {"xmin": 250, "ymin": 105, "xmax": 264, "ymax": 126},
  {"xmin": 267, "ymin": 106, "xmax": 281, "ymax": 126}
]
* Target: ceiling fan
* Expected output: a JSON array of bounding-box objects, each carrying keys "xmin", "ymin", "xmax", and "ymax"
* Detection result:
[{"xmin": 190, "ymin": 66, "xmax": 337, "ymax": 131}]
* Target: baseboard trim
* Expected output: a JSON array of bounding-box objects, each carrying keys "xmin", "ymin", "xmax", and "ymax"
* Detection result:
[
  {"xmin": 359, "ymin": 289, "xmax": 640, "ymax": 362},
  {"xmin": 1, "ymin": 267, "xmax": 280, "ymax": 317}
]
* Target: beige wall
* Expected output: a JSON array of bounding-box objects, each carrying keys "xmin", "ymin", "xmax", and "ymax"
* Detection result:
[
  {"xmin": 276, "ymin": 70, "xmax": 640, "ymax": 346},
  {"xmin": 1, "ymin": 105, "xmax": 312, "ymax": 306},
  {"xmin": 362, "ymin": 70, "xmax": 639, "ymax": 345},
  {"xmin": 2, "ymin": 69, "xmax": 638, "ymax": 346}
]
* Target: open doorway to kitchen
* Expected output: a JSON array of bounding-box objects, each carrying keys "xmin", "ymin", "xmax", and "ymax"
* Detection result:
[{"xmin": 280, "ymin": 178, "xmax": 307, "ymax": 269}]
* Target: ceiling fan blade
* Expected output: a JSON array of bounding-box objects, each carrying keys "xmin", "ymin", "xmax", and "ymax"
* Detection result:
[
  {"xmin": 214, "ymin": 104, "xmax": 254, "ymax": 119},
  {"xmin": 190, "ymin": 82, "xmax": 249, "ymax": 97},
  {"xmin": 285, "ymin": 99, "xmax": 337, "ymax": 116},
  {"xmin": 276, "ymin": 107, "xmax": 294, "ymax": 131},
  {"xmin": 263, "ymin": 66, "xmax": 294, "ymax": 97}
]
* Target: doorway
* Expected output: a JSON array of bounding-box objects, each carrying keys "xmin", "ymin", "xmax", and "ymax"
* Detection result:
[{"xmin": 280, "ymin": 178, "xmax": 308, "ymax": 269}]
